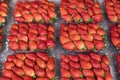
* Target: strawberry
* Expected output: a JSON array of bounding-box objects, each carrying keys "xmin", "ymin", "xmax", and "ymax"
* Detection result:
[
  {"xmin": 24, "ymin": 13, "xmax": 33, "ymax": 22},
  {"xmin": 46, "ymin": 69, "xmax": 55, "ymax": 79},
  {"xmin": 23, "ymin": 75, "xmax": 34, "ymax": 80},
  {"xmin": 12, "ymin": 73, "xmax": 22, "ymax": 80},
  {"xmin": 60, "ymin": 7, "xmax": 68, "ymax": 15},
  {"xmin": 36, "ymin": 58, "xmax": 46, "ymax": 69},
  {"xmin": 9, "ymin": 41, "xmax": 19, "ymax": 50},
  {"xmin": 89, "ymin": 23, "xmax": 99, "ymax": 30},
  {"xmin": 97, "ymin": 76, "xmax": 104, "ymax": 80},
  {"xmin": 29, "ymin": 7, "xmax": 37, "ymax": 14},
  {"xmin": 63, "ymin": 41, "xmax": 75, "ymax": 50},
  {"xmin": 28, "ymin": 23, "xmax": 38, "ymax": 30},
  {"xmin": 93, "ymin": 69, "xmax": 105, "ymax": 77},
  {"xmin": 73, "ymin": 13, "xmax": 83, "ymax": 23},
  {"xmin": 8, "ymin": 35, "xmax": 18, "ymax": 42},
  {"xmin": 17, "ymin": 33, "xmax": 28, "ymax": 42},
  {"xmin": 116, "ymin": 54, "xmax": 120, "ymax": 62},
  {"xmin": 111, "ymin": 31, "xmax": 119, "ymax": 37},
  {"xmin": 36, "ymin": 78, "xmax": 49, "ymax": 80},
  {"xmin": 48, "ymin": 31, "xmax": 55, "ymax": 39},
  {"xmin": 70, "ymin": 34, "xmax": 81, "ymax": 41},
  {"xmin": 22, "ymin": 65, "xmax": 36, "ymax": 78},
  {"xmin": 61, "ymin": 68, "xmax": 71, "ymax": 78},
  {"xmin": 74, "ymin": 41, "xmax": 86, "ymax": 50},
  {"xmin": 69, "ymin": 61, "xmax": 80, "ymax": 69},
  {"xmin": 6, "ymin": 55, "xmax": 16, "ymax": 62},
  {"xmin": 38, "ymin": 35, "xmax": 47, "ymax": 41},
  {"xmin": 118, "ymin": 64, "xmax": 120, "ymax": 73},
  {"xmin": 10, "ymin": 29, "xmax": 19, "ymax": 35},
  {"xmin": 78, "ymin": 54, "xmax": 90, "ymax": 61},
  {"xmin": 25, "ymin": 59, "xmax": 35, "ymax": 67},
  {"xmin": 19, "ymin": 27, "xmax": 28, "ymax": 35},
  {"xmin": 82, "ymin": 69, "xmax": 94, "ymax": 77},
  {"xmin": 101, "ymin": 62, "xmax": 110, "ymax": 71},
  {"xmin": 85, "ymin": 41, "xmax": 95, "ymax": 50},
  {"xmin": 101, "ymin": 55, "xmax": 109, "ymax": 65},
  {"xmin": 97, "ymin": 28, "xmax": 105, "ymax": 36},
  {"xmin": 87, "ymin": 8, "xmax": 93, "ymax": 16},
  {"xmin": 0, "ymin": 77, "xmax": 10, "ymax": 80},
  {"xmin": 105, "ymin": 72, "xmax": 112, "ymax": 80},
  {"xmin": 61, "ymin": 61, "xmax": 70, "ymax": 70},
  {"xmin": 18, "ymin": 23, "xmax": 28, "ymax": 29},
  {"xmin": 62, "ymin": 14, "xmax": 72, "ymax": 22},
  {"xmin": 33, "ymin": 13, "xmax": 43, "ymax": 22},
  {"xmin": 47, "ymin": 57, "xmax": 55, "ymax": 70},
  {"xmin": 68, "ymin": 54, "xmax": 79, "ymax": 62},
  {"xmin": 28, "ymin": 33, "xmax": 37, "ymax": 41},
  {"xmin": 93, "ymin": 13, "xmax": 102, "ymax": 22},
  {"xmin": 12, "ymin": 66, "xmax": 24, "ymax": 77},
  {"xmin": 86, "ymin": 77, "xmax": 95, "ymax": 80},
  {"xmin": 80, "ymin": 60, "xmax": 92, "ymax": 69},
  {"xmin": 47, "ymin": 9, "xmax": 56, "ymax": 19},
  {"xmin": 29, "ymin": 29, "xmax": 38, "ymax": 35},
  {"xmin": 37, "ymin": 40, "xmax": 46, "ymax": 50},
  {"xmin": 29, "ymin": 41, "xmax": 37, "ymax": 51},
  {"xmin": 38, "ymin": 28, "xmax": 47, "ymax": 36},
  {"xmin": 108, "ymin": 15, "xmax": 118, "ymax": 23},
  {"xmin": 2, "ymin": 69, "xmax": 13, "ymax": 78},
  {"xmin": 77, "ymin": 24, "xmax": 87, "ymax": 30},
  {"xmin": 60, "ymin": 36, "xmax": 70, "ymax": 44},
  {"xmin": 46, "ymin": 38, "xmax": 55, "ymax": 49},
  {"xmin": 61, "ymin": 78, "xmax": 70, "ymax": 80},
  {"xmin": 4, "ymin": 61, "xmax": 14, "ymax": 70},
  {"xmin": 90, "ymin": 53, "xmax": 101, "ymax": 62},
  {"xmin": 90, "ymin": 59, "xmax": 101, "ymax": 69},
  {"xmin": 77, "ymin": 8, "xmax": 87, "ymax": 14},
  {"xmin": 41, "ymin": 13, "xmax": 51, "ymax": 22},
  {"xmin": 70, "ymin": 68, "xmax": 83, "ymax": 78},
  {"xmin": 19, "ymin": 41, "xmax": 28, "ymax": 50},
  {"xmin": 61, "ymin": 54, "xmax": 70, "ymax": 63},
  {"xmin": 25, "ymin": 53, "xmax": 36, "ymax": 61},
  {"xmin": 81, "ymin": 12, "xmax": 92, "ymax": 23},
  {"xmin": 60, "ymin": 30, "xmax": 69, "ymax": 37},
  {"xmin": 13, "ymin": 58, "xmax": 24, "ymax": 67},
  {"xmin": 34, "ymin": 65, "xmax": 45, "ymax": 77},
  {"xmin": 94, "ymin": 40, "xmax": 105, "ymax": 50},
  {"xmin": 88, "ymin": 27, "xmax": 96, "ymax": 34},
  {"xmin": 111, "ymin": 37, "xmax": 120, "ymax": 46},
  {"xmin": 93, "ymin": 34, "xmax": 103, "ymax": 40},
  {"xmin": 37, "ymin": 52, "xmax": 49, "ymax": 62},
  {"xmin": 68, "ymin": 28, "xmax": 78, "ymax": 35},
  {"xmin": 77, "ymin": 28, "xmax": 87, "ymax": 35}
]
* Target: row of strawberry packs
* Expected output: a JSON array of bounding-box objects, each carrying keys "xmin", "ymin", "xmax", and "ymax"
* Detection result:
[{"xmin": 0, "ymin": 52, "xmax": 112, "ymax": 80}]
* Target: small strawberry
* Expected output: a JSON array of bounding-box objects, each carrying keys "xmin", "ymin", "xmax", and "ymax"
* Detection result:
[
  {"xmin": 10, "ymin": 29, "xmax": 19, "ymax": 36},
  {"xmin": 36, "ymin": 58, "xmax": 46, "ymax": 69},
  {"xmin": 8, "ymin": 35, "xmax": 18, "ymax": 42},
  {"xmin": 70, "ymin": 34, "xmax": 81, "ymax": 41},
  {"xmin": 70, "ymin": 68, "xmax": 83, "ymax": 78},
  {"xmin": 82, "ymin": 69, "xmax": 94, "ymax": 77},
  {"xmin": 61, "ymin": 61, "xmax": 70, "ymax": 70},
  {"xmin": 85, "ymin": 41, "xmax": 95, "ymax": 50},
  {"xmin": 25, "ymin": 53, "xmax": 36, "ymax": 61},
  {"xmin": 60, "ymin": 36, "xmax": 70, "ymax": 44},
  {"xmin": 38, "ymin": 35, "xmax": 47, "ymax": 41},
  {"xmin": 90, "ymin": 53, "xmax": 101, "ymax": 62},
  {"xmin": 68, "ymin": 54, "xmax": 79, "ymax": 62},
  {"xmin": 19, "ymin": 27, "xmax": 28, "ymax": 35},
  {"xmin": 33, "ymin": 13, "xmax": 43, "ymax": 22},
  {"xmin": 17, "ymin": 33, "xmax": 28, "ymax": 42},
  {"xmin": 68, "ymin": 28, "xmax": 78, "ymax": 35},
  {"xmin": 46, "ymin": 38, "xmax": 55, "ymax": 49},
  {"xmin": 19, "ymin": 41, "xmax": 28, "ymax": 50},
  {"xmin": 93, "ymin": 34, "xmax": 103, "ymax": 40},
  {"xmin": 47, "ymin": 57, "xmax": 55, "ymax": 70},
  {"xmin": 78, "ymin": 54, "xmax": 90, "ymax": 61},
  {"xmin": 74, "ymin": 41, "xmax": 86, "ymax": 50},
  {"xmin": 90, "ymin": 59, "xmax": 101, "ymax": 69},
  {"xmin": 41, "ymin": 13, "xmax": 51, "ymax": 23},
  {"xmin": 62, "ymin": 14, "xmax": 72, "ymax": 22},
  {"xmin": 47, "ymin": 9, "xmax": 56, "ymax": 19},
  {"xmin": 46, "ymin": 69, "xmax": 55, "ymax": 79},
  {"xmin": 105, "ymin": 72, "xmax": 112, "ymax": 80},
  {"xmin": 6, "ymin": 55, "xmax": 16, "ymax": 62},
  {"xmin": 73, "ymin": 13, "xmax": 83, "ymax": 23},
  {"xmin": 2, "ymin": 69, "xmax": 13, "ymax": 78},
  {"xmin": 23, "ymin": 75, "xmax": 34, "ymax": 80},
  {"xmin": 88, "ymin": 27, "xmax": 96, "ymax": 34},
  {"xmin": 29, "ymin": 41, "xmax": 37, "ymax": 51},
  {"xmin": 61, "ymin": 68, "xmax": 71, "ymax": 78},
  {"xmin": 111, "ymin": 37, "xmax": 120, "ymax": 46},
  {"xmin": 69, "ymin": 61, "xmax": 80, "ymax": 69},
  {"xmin": 4, "ymin": 61, "xmax": 14, "ymax": 70},
  {"xmin": 60, "ymin": 30, "xmax": 69, "ymax": 37},
  {"xmin": 9, "ymin": 41, "xmax": 19, "ymax": 50},
  {"xmin": 108, "ymin": 15, "xmax": 118, "ymax": 23},
  {"xmin": 37, "ymin": 52, "xmax": 49, "ymax": 62},
  {"xmin": 25, "ymin": 59, "xmax": 35, "ymax": 67},
  {"xmin": 101, "ymin": 62, "xmax": 110, "ymax": 71},
  {"xmin": 97, "ymin": 28, "xmax": 105, "ymax": 36},
  {"xmin": 77, "ymin": 28, "xmax": 87, "ymax": 35},
  {"xmin": 61, "ymin": 54, "xmax": 70, "ymax": 63},
  {"xmin": 81, "ymin": 12, "xmax": 92, "ymax": 23},
  {"xmin": 24, "ymin": 13, "xmax": 34, "ymax": 22},
  {"xmin": 37, "ymin": 40, "xmax": 46, "ymax": 50},
  {"xmin": 34, "ymin": 65, "xmax": 45, "ymax": 77},
  {"xmin": 93, "ymin": 68, "xmax": 105, "ymax": 77},
  {"xmin": 0, "ymin": 77, "xmax": 10, "ymax": 80},
  {"xmin": 12, "ymin": 73, "xmax": 22, "ymax": 80},
  {"xmin": 80, "ymin": 60, "xmax": 92, "ymax": 69},
  {"xmin": 12, "ymin": 66, "xmax": 24, "ymax": 77},
  {"xmin": 14, "ymin": 10, "xmax": 22, "ymax": 17},
  {"xmin": 13, "ymin": 58, "xmax": 24, "ymax": 67}
]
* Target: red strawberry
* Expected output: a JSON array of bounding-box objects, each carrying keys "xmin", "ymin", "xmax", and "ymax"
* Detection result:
[
  {"xmin": 18, "ymin": 23, "xmax": 28, "ymax": 29},
  {"xmin": 46, "ymin": 69, "xmax": 55, "ymax": 79},
  {"xmin": 28, "ymin": 33, "xmax": 37, "ymax": 41},
  {"xmin": 69, "ymin": 61, "xmax": 80, "ymax": 69},
  {"xmin": 38, "ymin": 35, "xmax": 47, "ymax": 41},
  {"xmin": 22, "ymin": 9, "xmax": 30, "ymax": 15},
  {"xmin": 47, "ymin": 9, "xmax": 56, "ymax": 19},
  {"xmin": 17, "ymin": 33, "xmax": 28, "ymax": 42},
  {"xmin": 90, "ymin": 59, "xmax": 101, "ymax": 69},
  {"xmin": 4, "ymin": 61, "xmax": 14, "ymax": 70},
  {"xmin": 93, "ymin": 34, "xmax": 103, "ymax": 40},
  {"xmin": 73, "ymin": 13, "xmax": 83, "ymax": 23},
  {"xmin": 97, "ymin": 76, "xmax": 104, "ymax": 80},
  {"xmin": 80, "ymin": 60, "xmax": 92, "ymax": 69},
  {"xmin": 29, "ymin": 7, "xmax": 37, "ymax": 14},
  {"xmin": 90, "ymin": 53, "xmax": 101, "ymax": 62},
  {"xmin": 97, "ymin": 28, "xmax": 105, "ymax": 36},
  {"xmin": 33, "ymin": 13, "xmax": 43, "ymax": 22},
  {"xmin": 38, "ymin": 7, "xmax": 47, "ymax": 14},
  {"xmin": 116, "ymin": 54, "xmax": 120, "ymax": 62},
  {"xmin": 37, "ymin": 52, "xmax": 49, "ymax": 62},
  {"xmin": 85, "ymin": 41, "xmax": 95, "ymax": 50},
  {"xmin": 25, "ymin": 59, "xmax": 35, "ymax": 67},
  {"xmin": 62, "ymin": 14, "xmax": 72, "ymax": 22},
  {"xmin": 111, "ymin": 37, "xmax": 120, "ymax": 46},
  {"xmin": 47, "ymin": 57, "xmax": 55, "ymax": 70},
  {"xmin": 29, "ymin": 28, "xmax": 38, "ymax": 35},
  {"xmin": 74, "ymin": 41, "xmax": 86, "ymax": 50},
  {"xmin": 28, "ymin": 23, "xmax": 38, "ymax": 30},
  {"xmin": 8, "ymin": 35, "xmax": 18, "ymax": 42},
  {"xmin": 81, "ymin": 12, "xmax": 92, "ymax": 22},
  {"xmin": 19, "ymin": 27, "xmax": 28, "ymax": 35},
  {"xmin": 101, "ymin": 62, "xmax": 110, "ymax": 71},
  {"xmin": 68, "ymin": 28, "xmax": 78, "ymax": 35},
  {"xmin": 87, "ymin": 8, "xmax": 93, "ymax": 16},
  {"xmin": 22, "ymin": 65, "xmax": 36, "ymax": 78},
  {"xmin": 12, "ymin": 73, "xmax": 22, "ymax": 80},
  {"xmin": 111, "ymin": 31, "xmax": 119, "ymax": 37},
  {"xmin": 2, "ymin": 69, "xmax": 13, "ymax": 78},
  {"xmin": 11, "ymin": 24, "xmax": 18, "ymax": 30},
  {"xmin": 12, "ymin": 66, "xmax": 24, "ymax": 77},
  {"xmin": 34, "ymin": 65, "xmax": 45, "ymax": 77},
  {"xmin": 9, "ymin": 41, "xmax": 19, "ymax": 50},
  {"xmin": 61, "ymin": 54, "xmax": 70, "ymax": 63},
  {"xmin": 93, "ymin": 68, "xmax": 105, "ymax": 77},
  {"xmin": 29, "ymin": 41, "xmax": 37, "ymax": 51},
  {"xmin": 13, "ymin": 58, "xmax": 24, "ymax": 67},
  {"xmin": 41, "ymin": 13, "xmax": 51, "ymax": 22},
  {"xmin": 77, "ymin": 28, "xmax": 87, "ymax": 35},
  {"xmin": 60, "ymin": 36, "xmax": 70, "ymax": 44},
  {"xmin": 36, "ymin": 58, "xmax": 46, "ymax": 69},
  {"xmin": 82, "ymin": 69, "xmax": 94, "ymax": 77},
  {"xmin": 89, "ymin": 23, "xmax": 99, "ymax": 30},
  {"xmin": 78, "ymin": 54, "xmax": 90, "ymax": 61},
  {"xmin": 61, "ymin": 68, "xmax": 71, "ymax": 78},
  {"xmin": 118, "ymin": 64, "xmax": 120, "ymax": 73},
  {"xmin": 68, "ymin": 54, "xmax": 79, "ymax": 62},
  {"xmin": 93, "ymin": 13, "xmax": 102, "ymax": 22},
  {"xmin": 23, "ymin": 75, "xmax": 34, "ymax": 80},
  {"xmin": 48, "ymin": 31, "xmax": 54, "ymax": 39},
  {"xmin": 88, "ymin": 27, "xmax": 96, "ymax": 34},
  {"xmin": 10, "ymin": 29, "xmax": 19, "ymax": 35},
  {"xmin": 60, "ymin": 24, "xmax": 68, "ymax": 31},
  {"xmin": 61, "ymin": 78, "xmax": 70, "ymax": 80},
  {"xmin": 19, "ymin": 41, "xmax": 28, "ymax": 50},
  {"xmin": 61, "ymin": 61, "xmax": 70, "ymax": 70},
  {"xmin": 60, "ymin": 7, "xmax": 68, "ymax": 15},
  {"xmin": 37, "ymin": 40, "xmax": 46, "ymax": 50},
  {"xmin": 36, "ymin": 78, "xmax": 49, "ymax": 80},
  {"xmin": 38, "ymin": 28, "xmax": 47, "ymax": 36},
  {"xmin": 14, "ymin": 10, "xmax": 22, "ymax": 17},
  {"xmin": 108, "ymin": 15, "xmax": 118, "ymax": 23},
  {"xmin": 77, "ymin": 8, "xmax": 87, "ymax": 14},
  {"xmin": 94, "ymin": 40, "xmax": 105, "ymax": 50},
  {"xmin": 81, "ymin": 34, "xmax": 93, "ymax": 41},
  {"xmin": 70, "ymin": 68, "xmax": 83, "ymax": 78},
  {"xmin": 6, "ymin": 55, "xmax": 16, "ymax": 62},
  {"xmin": 101, "ymin": 55, "xmax": 109, "ymax": 65},
  {"xmin": 24, "ymin": 13, "xmax": 33, "ymax": 22},
  {"xmin": 105, "ymin": 72, "xmax": 112, "ymax": 80},
  {"xmin": 70, "ymin": 34, "xmax": 81, "ymax": 41},
  {"xmin": 25, "ymin": 53, "xmax": 36, "ymax": 61},
  {"xmin": 78, "ymin": 24, "xmax": 87, "ymax": 30},
  {"xmin": 0, "ymin": 77, "xmax": 10, "ymax": 80},
  {"xmin": 60, "ymin": 30, "xmax": 69, "ymax": 37},
  {"xmin": 86, "ymin": 77, "xmax": 95, "ymax": 80}
]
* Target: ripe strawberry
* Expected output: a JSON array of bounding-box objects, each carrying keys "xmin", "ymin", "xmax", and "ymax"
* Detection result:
[
  {"xmin": 63, "ymin": 41, "xmax": 75, "ymax": 50},
  {"xmin": 61, "ymin": 78, "xmax": 70, "ymax": 80},
  {"xmin": 60, "ymin": 30, "xmax": 69, "ymax": 37},
  {"xmin": 105, "ymin": 72, "xmax": 112, "ymax": 80},
  {"xmin": 48, "ymin": 31, "xmax": 55, "ymax": 39},
  {"xmin": 19, "ymin": 27, "xmax": 28, "ymax": 35},
  {"xmin": 70, "ymin": 68, "xmax": 83, "ymax": 78},
  {"xmin": 88, "ymin": 27, "xmax": 96, "ymax": 34},
  {"xmin": 29, "ymin": 7, "xmax": 37, "ymax": 14},
  {"xmin": 28, "ymin": 33, "xmax": 37, "ymax": 41},
  {"xmin": 97, "ymin": 76, "xmax": 104, "ymax": 80},
  {"xmin": 33, "ymin": 13, "xmax": 43, "ymax": 22},
  {"xmin": 0, "ymin": 77, "xmax": 10, "ymax": 80},
  {"xmin": 78, "ymin": 54, "xmax": 90, "ymax": 61},
  {"xmin": 38, "ymin": 35, "xmax": 47, "ymax": 41},
  {"xmin": 90, "ymin": 59, "xmax": 101, "ymax": 69},
  {"xmin": 82, "ymin": 69, "xmax": 94, "ymax": 77},
  {"xmin": 101, "ymin": 55, "xmax": 110, "ymax": 65},
  {"xmin": 70, "ymin": 34, "xmax": 81, "ymax": 41},
  {"xmin": 60, "ymin": 36, "xmax": 70, "ymax": 44},
  {"xmin": 37, "ymin": 40, "xmax": 46, "ymax": 50},
  {"xmin": 61, "ymin": 61, "xmax": 70, "ymax": 70},
  {"xmin": 12, "ymin": 66, "xmax": 24, "ymax": 77},
  {"xmin": 94, "ymin": 40, "xmax": 105, "ymax": 50},
  {"xmin": 41, "ymin": 13, "xmax": 51, "ymax": 22},
  {"xmin": 13, "ymin": 58, "xmax": 24, "ymax": 67},
  {"xmin": 17, "ymin": 33, "xmax": 28, "ymax": 42},
  {"xmin": 47, "ymin": 57, "xmax": 55, "ymax": 70},
  {"xmin": 93, "ymin": 34, "xmax": 103, "ymax": 40},
  {"xmin": 14, "ymin": 10, "xmax": 22, "ymax": 17},
  {"xmin": 111, "ymin": 37, "xmax": 120, "ymax": 46},
  {"xmin": 116, "ymin": 54, "xmax": 120, "ymax": 62},
  {"xmin": 12, "ymin": 73, "xmax": 22, "ymax": 80},
  {"xmin": 62, "ymin": 14, "xmax": 72, "ymax": 22},
  {"xmin": 46, "ymin": 69, "xmax": 55, "ymax": 79},
  {"xmin": 101, "ymin": 62, "xmax": 110, "ymax": 71},
  {"xmin": 23, "ymin": 75, "xmax": 34, "ymax": 80},
  {"xmin": 24, "ymin": 13, "xmax": 33, "ymax": 22},
  {"xmin": 8, "ymin": 35, "xmax": 18, "ymax": 42},
  {"xmin": 2, "ymin": 69, "xmax": 13, "ymax": 78},
  {"xmin": 61, "ymin": 54, "xmax": 70, "ymax": 63},
  {"xmin": 18, "ymin": 23, "xmax": 28, "ymax": 29},
  {"xmin": 19, "ymin": 41, "xmax": 28, "ymax": 50},
  {"xmin": 108, "ymin": 15, "xmax": 118, "ymax": 23},
  {"xmin": 97, "ymin": 28, "xmax": 105, "ymax": 36},
  {"xmin": 37, "ymin": 52, "xmax": 49, "ymax": 62},
  {"xmin": 85, "ymin": 41, "xmax": 95, "ymax": 50},
  {"xmin": 69, "ymin": 61, "xmax": 80, "ymax": 69},
  {"xmin": 47, "ymin": 9, "xmax": 56, "ymax": 19},
  {"xmin": 61, "ymin": 68, "xmax": 71, "ymax": 78},
  {"xmin": 77, "ymin": 24, "xmax": 87, "ymax": 30},
  {"xmin": 22, "ymin": 65, "xmax": 36, "ymax": 78},
  {"xmin": 28, "ymin": 23, "xmax": 38, "ymax": 30},
  {"xmin": 10, "ymin": 29, "xmax": 19, "ymax": 35},
  {"xmin": 90, "ymin": 53, "xmax": 101, "ymax": 62},
  {"xmin": 60, "ymin": 7, "xmax": 68, "ymax": 15},
  {"xmin": 77, "ymin": 28, "xmax": 87, "ymax": 35},
  {"xmin": 81, "ymin": 12, "xmax": 92, "ymax": 23},
  {"xmin": 38, "ymin": 28, "xmax": 47, "ymax": 36},
  {"xmin": 36, "ymin": 58, "xmax": 46, "ymax": 69},
  {"xmin": 68, "ymin": 54, "xmax": 79, "ymax": 62},
  {"xmin": 74, "ymin": 41, "xmax": 86, "ymax": 50},
  {"xmin": 25, "ymin": 59, "xmax": 35, "ymax": 67},
  {"xmin": 80, "ymin": 60, "xmax": 92, "ymax": 69},
  {"xmin": 4, "ymin": 61, "xmax": 14, "ymax": 70},
  {"xmin": 22, "ymin": 9, "xmax": 30, "ymax": 15},
  {"xmin": 34, "ymin": 65, "xmax": 45, "ymax": 77},
  {"xmin": 29, "ymin": 41, "xmax": 37, "ymax": 51},
  {"xmin": 93, "ymin": 13, "xmax": 102, "ymax": 22},
  {"xmin": 25, "ymin": 53, "xmax": 36, "ymax": 61},
  {"xmin": 111, "ymin": 31, "xmax": 119, "ymax": 37},
  {"xmin": 6, "ymin": 55, "xmax": 16, "ymax": 62},
  {"xmin": 9, "ymin": 41, "xmax": 19, "ymax": 50},
  {"xmin": 68, "ymin": 28, "xmax": 78, "ymax": 35},
  {"xmin": 93, "ymin": 68, "xmax": 105, "ymax": 77},
  {"xmin": 73, "ymin": 13, "xmax": 83, "ymax": 23},
  {"xmin": 86, "ymin": 77, "xmax": 95, "ymax": 80}
]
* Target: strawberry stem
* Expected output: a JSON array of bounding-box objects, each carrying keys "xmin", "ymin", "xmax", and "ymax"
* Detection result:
[
  {"xmin": 32, "ymin": 75, "xmax": 36, "ymax": 78},
  {"xmin": 21, "ymin": 74, "xmax": 25, "ymax": 78},
  {"xmin": 80, "ymin": 74, "xmax": 84, "ymax": 78}
]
